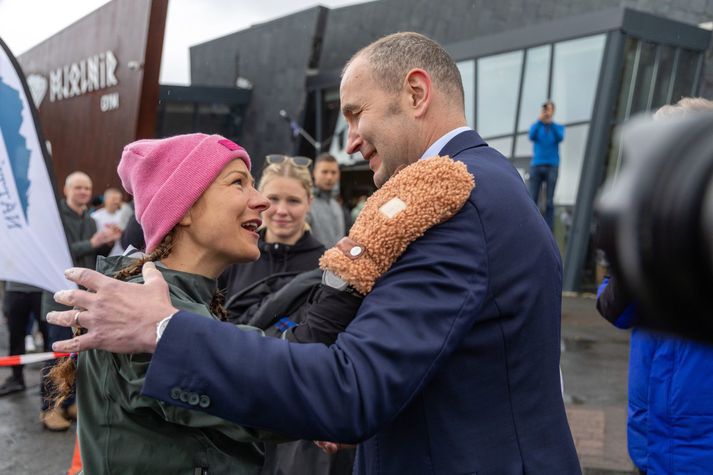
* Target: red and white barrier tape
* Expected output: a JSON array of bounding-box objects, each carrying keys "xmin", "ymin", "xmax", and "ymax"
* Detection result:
[{"xmin": 0, "ymin": 352, "xmax": 70, "ymax": 366}]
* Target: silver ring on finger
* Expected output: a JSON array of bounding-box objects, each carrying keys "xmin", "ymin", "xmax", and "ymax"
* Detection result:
[{"xmin": 73, "ymin": 310, "xmax": 83, "ymax": 328}]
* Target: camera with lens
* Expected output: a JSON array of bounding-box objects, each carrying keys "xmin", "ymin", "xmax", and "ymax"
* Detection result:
[{"xmin": 595, "ymin": 111, "xmax": 713, "ymax": 342}]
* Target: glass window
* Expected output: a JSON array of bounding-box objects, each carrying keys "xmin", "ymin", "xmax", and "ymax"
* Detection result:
[
  {"xmin": 630, "ymin": 41, "xmax": 657, "ymax": 115},
  {"xmin": 485, "ymin": 136, "xmax": 513, "ymax": 159},
  {"xmin": 512, "ymin": 133, "xmax": 532, "ymax": 179},
  {"xmin": 615, "ymin": 37, "xmax": 639, "ymax": 122},
  {"xmin": 554, "ymin": 123, "xmax": 589, "ymax": 206},
  {"xmin": 514, "ymin": 133, "xmax": 532, "ymax": 158},
  {"xmin": 477, "ymin": 50, "xmax": 523, "ymax": 138},
  {"xmin": 457, "ymin": 60, "xmax": 475, "ymax": 128},
  {"xmin": 160, "ymin": 102, "xmax": 197, "ymax": 136},
  {"xmin": 551, "ymin": 35, "xmax": 606, "ymax": 123},
  {"xmin": 518, "ymin": 45, "xmax": 551, "ymax": 132},
  {"xmin": 670, "ymin": 48, "xmax": 701, "ymax": 103},
  {"xmin": 650, "ymin": 45, "xmax": 676, "ymax": 109}
]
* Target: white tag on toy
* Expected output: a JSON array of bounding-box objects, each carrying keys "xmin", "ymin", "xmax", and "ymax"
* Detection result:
[{"xmin": 379, "ymin": 197, "xmax": 407, "ymax": 219}]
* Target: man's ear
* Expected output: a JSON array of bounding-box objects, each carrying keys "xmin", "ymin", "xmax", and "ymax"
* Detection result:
[{"xmin": 404, "ymin": 68, "xmax": 432, "ymax": 117}]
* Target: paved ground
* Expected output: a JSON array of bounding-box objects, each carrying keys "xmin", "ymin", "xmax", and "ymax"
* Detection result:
[
  {"xmin": 0, "ymin": 295, "xmax": 635, "ymax": 474},
  {"xmin": 561, "ymin": 293, "xmax": 635, "ymax": 474},
  {"xmin": 0, "ymin": 351, "xmax": 76, "ymax": 474}
]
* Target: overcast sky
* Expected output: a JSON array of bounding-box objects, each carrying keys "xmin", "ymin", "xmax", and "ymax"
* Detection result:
[{"xmin": 0, "ymin": 0, "xmax": 366, "ymax": 84}]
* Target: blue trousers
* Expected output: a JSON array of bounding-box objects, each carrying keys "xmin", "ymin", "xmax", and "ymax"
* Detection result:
[{"xmin": 528, "ymin": 164, "xmax": 558, "ymax": 230}]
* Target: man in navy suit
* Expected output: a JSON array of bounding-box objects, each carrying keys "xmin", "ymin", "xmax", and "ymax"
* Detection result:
[{"xmin": 49, "ymin": 32, "xmax": 580, "ymax": 474}]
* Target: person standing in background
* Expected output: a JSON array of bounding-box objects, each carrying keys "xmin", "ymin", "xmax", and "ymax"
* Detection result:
[
  {"xmin": 40, "ymin": 172, "xmax": 119, "ymax": 431},
  {"xmin": 0, "ymin": 282, "xmax": 48, "ymax": 396},
  {"xmin": 528, "ymin": 100, "xmax": 564, "ymax": 231},
  {"xmin": 220, "ymin": 155, "xmax": 325, "ymax": 308},
  {"xmin": 308, "ymin": 153, "xmax": 349, "ymax": 247},
  {"xmin": 220, "ymin": 155, "xmax": 356, "ymax": 474},
  {"xmin": 596, "ymin": 97, "xmax": 713, "ymax": 475},
  {"xmin": 91, "ymin": 187, "xmax": 132, "ymax": 256}
]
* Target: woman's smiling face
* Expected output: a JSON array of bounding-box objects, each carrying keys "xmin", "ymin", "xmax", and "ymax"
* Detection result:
[
  {"xmin": 182, "ymin": 159, "xmax": 270, "ymax": 266},
  {"xmin": 261, "ymin": 176, "xmax": 312, "ymax": 245}
]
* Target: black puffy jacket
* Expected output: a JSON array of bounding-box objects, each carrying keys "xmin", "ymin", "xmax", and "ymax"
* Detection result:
[{"xmin": 219, "ymin": 229, "xmax": 324, "ymax": 298}]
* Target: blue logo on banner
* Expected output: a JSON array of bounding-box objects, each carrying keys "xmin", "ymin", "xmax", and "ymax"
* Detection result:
[{"xmin": 0, "ymin": 77, "xmax": 31, "ymax": 227}]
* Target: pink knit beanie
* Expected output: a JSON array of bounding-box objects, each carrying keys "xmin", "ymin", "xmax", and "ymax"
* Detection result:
[{"xmin": 117, "ymin": 133, "xmax": 251, "ymax": 253}]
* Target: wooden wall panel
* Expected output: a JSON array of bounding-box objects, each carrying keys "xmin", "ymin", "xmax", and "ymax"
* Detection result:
[{"xmin": 18, "ymin": 0, "xmax": 167, "ymax": 196}]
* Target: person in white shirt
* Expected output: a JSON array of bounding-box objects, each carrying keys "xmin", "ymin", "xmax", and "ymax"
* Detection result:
[{"xmin": 91, "ymin": 188, "xmax": 131, "ymax": 256}]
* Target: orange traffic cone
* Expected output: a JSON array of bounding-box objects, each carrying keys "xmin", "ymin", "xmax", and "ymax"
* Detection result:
[{"xmin": 67, "ymin": 434, "xmax": 82, "ymax": 475}]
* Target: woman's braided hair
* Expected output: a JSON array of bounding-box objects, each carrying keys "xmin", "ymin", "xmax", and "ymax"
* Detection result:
[{"xmin": 48, "ymin": 228, "xmax": 226, "ymax": 408}]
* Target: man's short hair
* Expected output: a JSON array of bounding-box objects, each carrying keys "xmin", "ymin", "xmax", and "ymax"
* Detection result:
[
  {"xmin": 654, "ymin": 97, "xmax": 713, "ymax": 120},
  {"xmin": 315, "ymin": 153, "xmax": 338, "ymax": 166},
  {"xmin": 104, "ymin": 187, "xmax": 123, "ymax": 197},
  {"xmin": 345, "ymin": 32, "xmax": 464, "ymax": 107},
  {"xmin": 64, "ymin": 171, "xmax": 91, "ymax": 188}
]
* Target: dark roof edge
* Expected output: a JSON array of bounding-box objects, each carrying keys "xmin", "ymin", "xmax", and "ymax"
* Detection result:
[
  {"xmin": 308, "ymin": 6, "xmax": 711, "ymax": 90},
  {"xmin": 621, "ymin": 8, "xmax": 711, "ymax": 50},
  {"xmin": 447, "ymin": 7, "xmax": 710, "ymax": 61}
]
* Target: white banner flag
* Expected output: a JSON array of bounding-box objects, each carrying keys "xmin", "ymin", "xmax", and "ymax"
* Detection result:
[{"xmin": 0, "ymin": 37, "xmax": 74, "ymax": 293}]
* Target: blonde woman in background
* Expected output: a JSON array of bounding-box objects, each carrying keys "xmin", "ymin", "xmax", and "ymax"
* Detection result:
[
  {"xmin": 220, "ymin": 155, "xmax": 325, "ymax": 301},
  {"xmin": 219, "ymin": 155, "xmax": 355, "ymax": 474}
]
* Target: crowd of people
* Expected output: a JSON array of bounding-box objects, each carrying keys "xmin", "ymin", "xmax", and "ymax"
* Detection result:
[{"xmin": 0, "ymin": 30, "xmax": 710, "ymax": 475}]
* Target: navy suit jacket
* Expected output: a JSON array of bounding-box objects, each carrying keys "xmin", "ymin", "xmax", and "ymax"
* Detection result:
[{"xmin": 144, "ymin": 130, "xmax": 581, "ymax": 474}]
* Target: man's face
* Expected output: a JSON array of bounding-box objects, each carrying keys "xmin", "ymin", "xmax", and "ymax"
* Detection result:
[
  {"xmin": 543, "ymin": 102, "xmax": 555, "ymax": 120},
  {"xmin": 313, "ymin": 161, "xmax": 340, "ymax": 192},
  {"xmin": 64, "ymin": 175, "xmax": 92, "ymax": 208},
  {"xmin": 340, "ymin": 57, "xmax": 416, "ymax": 188}
]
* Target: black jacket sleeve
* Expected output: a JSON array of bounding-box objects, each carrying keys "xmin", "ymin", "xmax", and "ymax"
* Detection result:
[
  {"xmin": 596, "ymin": 274, "xmax": 635, "ymax": 328},
  {"xmin": 284, "ymin": 286, "xmax": 362, "ymax": 345},
  {"xmin": 120, "ymin": 214, "xmax": 145, "ymax": 251}
]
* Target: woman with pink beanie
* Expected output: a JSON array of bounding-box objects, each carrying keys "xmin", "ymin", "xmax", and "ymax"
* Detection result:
[
  {"xmin": 48, "ymin": 132, "xmax": 475, "ymax": 474},
  {"xmin": 52, "ymin": 133, "xmax": 278, "ymax": 474}
]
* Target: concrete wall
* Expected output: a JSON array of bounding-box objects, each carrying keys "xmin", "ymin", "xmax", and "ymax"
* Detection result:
[{"xmin": 189, "ymin": 6, "xmax": 327, "ymax": 168}]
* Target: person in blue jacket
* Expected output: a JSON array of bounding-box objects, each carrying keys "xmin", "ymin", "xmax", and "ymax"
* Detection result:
[
  {"xmin": 528, "ymin": 100, "xmax": 564, "ymax": 230},
  {"xmin": 596, "ymin": 97, "xmax": 713, "ymax": 475},
  {"xmin": 597, "ymin": 273, "xmax": 713, "ymax": 475},
  {"xmin": 48, "ymin": 32, "xmax": 580, "ymax": 474}
]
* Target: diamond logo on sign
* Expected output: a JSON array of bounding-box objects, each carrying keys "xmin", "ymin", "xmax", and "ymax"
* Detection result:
[{"xmin": 26, "ymin": 74, "xmax": 47, "ymax": 108}]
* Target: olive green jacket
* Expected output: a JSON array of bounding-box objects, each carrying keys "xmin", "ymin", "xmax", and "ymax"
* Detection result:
[{"xmin": 77, "ymin": 256, "xmax": 271, "ymax": 474}]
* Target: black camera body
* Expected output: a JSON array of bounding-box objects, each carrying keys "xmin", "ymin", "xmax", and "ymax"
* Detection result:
[{"xmin": 596, "ymin": 112, "xmax": 713, "ymax": 342}]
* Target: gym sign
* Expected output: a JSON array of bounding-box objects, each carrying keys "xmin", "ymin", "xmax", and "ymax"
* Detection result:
[{"xmin": 26, "ymin": 50, "xmax": 120, "ymax": 112}]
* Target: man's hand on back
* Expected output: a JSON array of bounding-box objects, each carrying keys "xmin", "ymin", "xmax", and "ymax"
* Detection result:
[{"xmin": 46, "ymin": 262, "xmax": 177, "ymax": 354}]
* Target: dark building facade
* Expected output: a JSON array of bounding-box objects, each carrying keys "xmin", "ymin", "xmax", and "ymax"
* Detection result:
[
  {"xmin": 190, "ymin": 0, "xmax": 712, "ymax": 291},
  {"xmin": 190, "ymin": 7, "xmax": 328, "ymax": 168}
]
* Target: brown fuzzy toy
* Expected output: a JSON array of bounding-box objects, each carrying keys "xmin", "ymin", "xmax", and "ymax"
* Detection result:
[{"xmin": 320, "ymin": 155, "xmax": 474, "ymax": 294}]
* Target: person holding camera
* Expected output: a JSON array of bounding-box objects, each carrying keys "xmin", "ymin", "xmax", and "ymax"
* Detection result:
[
  {"xmin": 597, "ymin": 97, "xmax": 713, "ymax": 475},
  {"xmin": 528, "ymin": 100, "xmax": 564, "ymax": 231}
]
